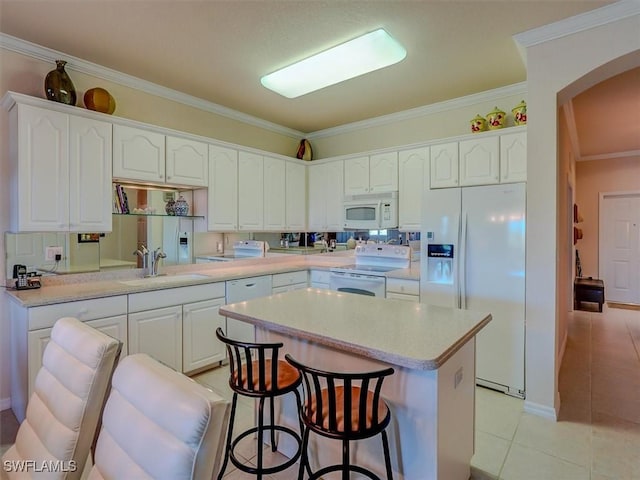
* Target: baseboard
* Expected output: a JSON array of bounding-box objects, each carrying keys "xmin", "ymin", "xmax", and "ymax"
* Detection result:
[
  {"xmin": 524, "ymin": 400, "xmax": 558, "ymax": 421},
  {"xmin": 0, "ymin": 397, "xmax": 11, "ymax": 411}
]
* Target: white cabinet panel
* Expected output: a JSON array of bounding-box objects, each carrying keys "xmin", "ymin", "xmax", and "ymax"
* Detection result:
[
  {"xmin": 263, "ymin": 156, "xmax": 286, "ymax": 231},
  {"xmin": 166, "ymin": 136, "xmax": 208, "ymax": 187},
  {"xmin": 500, "ymin": 132, "xmax": 527, "ymax": 183},
  {"xmin": 69, "ymin": 116, "xmax": 112, "ymax": 232},
  {"xmin": 369, "ymin": 152, "xmax": 398, "ymax": 193},
  {"xmin": 238, "ymin": 151, "xmax": 264, "ymax": 230},
  {"xmin": 113, "ymin": 124, "xmax": 165, "ymax": 183},
  {"xmin": 129, "ymin": 305, "xmax": 182, "ymax": 371},
  {"xmin": 183, "ymin": 298, "xmax": 226, "ymax": 373},
  {"xmin": 285, "ymin": 161, "xmax": 307, "ymax": 231},
  {"xmin": 208, "ymin": 144, "xmax": 238, "ymax": 231},
  {"xmin": 430, "ymin": 142, "xmax": 459, "ymax": 189},
  {"xmin": 15, "ymin": 104, "xmax": 69, "ymax": 231},
  {"xmin": 344, "ymin": 156, "xmax": 370, "ymax": 195},
  {"xmin": 459, "ymin": 136, "xmax": 499, "ymax": 186},
  {"xmin": 308, "ymin": 161, "xmax": 344, "ymax": 231},
  {"xmin": 399, "ymin": 147, "xmax": 429, "ymax": 231}
]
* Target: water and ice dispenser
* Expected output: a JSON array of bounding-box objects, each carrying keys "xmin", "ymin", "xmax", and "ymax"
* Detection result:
[{"xmin": 427, "ymin": 244, "xmax": 454, "ymax": 284}]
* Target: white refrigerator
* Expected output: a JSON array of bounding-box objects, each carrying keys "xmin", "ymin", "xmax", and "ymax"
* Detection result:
[{"xmin": 420, "ymin": 182, "xmax": 526, "ymax": 397}]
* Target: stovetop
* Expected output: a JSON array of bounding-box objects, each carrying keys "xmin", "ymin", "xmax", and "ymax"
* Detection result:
[{"xmin": 331, "ymin": 244, "xmax": 411, "ymax": 275}]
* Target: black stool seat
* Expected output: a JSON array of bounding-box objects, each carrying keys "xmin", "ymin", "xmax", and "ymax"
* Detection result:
[
  {"xmin": 574, "ymin": 277, "xmax": 605, "ymax": 312},
  {"xmin": 286, "ymin": 354, "xmax": 395, "ymax": 480},
  {"xmin": 216, "ymin": 328, "xmax": 304, "ymax": 479}
]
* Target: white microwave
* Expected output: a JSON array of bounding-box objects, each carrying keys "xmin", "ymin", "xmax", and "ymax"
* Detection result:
[{"xmin": 343, "ymin": 191, "xmax": 399, "ymax": 230}]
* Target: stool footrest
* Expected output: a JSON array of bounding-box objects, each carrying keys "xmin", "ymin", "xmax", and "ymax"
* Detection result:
[{"xmin": 229, "ymin": 425, "xmax": 302, "ymax": 475}]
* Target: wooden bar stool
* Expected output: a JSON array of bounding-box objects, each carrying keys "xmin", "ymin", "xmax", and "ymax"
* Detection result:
[
  {"xmin": 216, "ymin": 328, "xmax": 304, "ymax": 479},
  {"xmin": 285, "ymin": 354, "xmax": 395, "ymax": 480}
]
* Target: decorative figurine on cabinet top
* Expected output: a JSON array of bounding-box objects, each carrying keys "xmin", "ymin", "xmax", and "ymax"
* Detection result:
[
  {"xmin": 470, "ymin": 114, "xmax": 488, "ymax": 133},
  {"xmin": 512, "ymin": 100, "xmax": 527, "ymax": 125},
  {"xmin": 44, "ymin": 60, "xmax": 77, "ymax": 106},
  {"xmin": 486, "ymin": 106, "xmax": 506, "ymax": 130},
  {"xmin": 84, "ymin": 87, "xmax": 116, "ymax": 114}
]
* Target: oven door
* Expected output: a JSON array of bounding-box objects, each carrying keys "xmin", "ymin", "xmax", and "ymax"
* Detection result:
[{"xmin": 329, "ymin": 271, "xmax": 386, "ymax": 297}]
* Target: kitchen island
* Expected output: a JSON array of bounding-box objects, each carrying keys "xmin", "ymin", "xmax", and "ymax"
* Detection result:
[{"xmin": 220, "ymin": 288, "xmax": 491, "ymax": 480}]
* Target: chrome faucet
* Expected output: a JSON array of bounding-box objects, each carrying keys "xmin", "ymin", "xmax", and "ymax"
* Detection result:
[
  {"xmin": 133, "ymin": 244, "xmax": 149, "ymax": 274},
  {"xmin": 150, "ymin": 247, "xmax": 167, "ymax": 277}
]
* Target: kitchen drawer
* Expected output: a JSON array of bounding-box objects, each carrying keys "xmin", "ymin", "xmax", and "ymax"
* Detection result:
[
  {"xmin": 129, "ymin": 283, "xmax": 225, "ymax": 313},
  {"xmin": 28, "ymin": 295, "xmax": 128, "ymax": 330},
  {"xmin": 386, "ymin": 278, "xmax": 420, "ymax": 296},
  {"xmin": 310, "ymin": 270, "xmax": 330, "ymax": 285},
  {"xmin": 386, "ymin": 292, "xmax": 420, "ymax": 303},
  {"xmin": 272, "ymin": 271, "xmax": 308, "ymax": 288}
]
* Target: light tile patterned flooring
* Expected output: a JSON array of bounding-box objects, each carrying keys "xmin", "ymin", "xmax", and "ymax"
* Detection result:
[{"xmin": 1, "ymin": 304, "xmax": 639, "ymax": 479}]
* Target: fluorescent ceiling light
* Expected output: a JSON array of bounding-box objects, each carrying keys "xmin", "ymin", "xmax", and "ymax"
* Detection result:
[{"xmin": 261, "ymin": 29, "xmax": 407, "ymax": 98}]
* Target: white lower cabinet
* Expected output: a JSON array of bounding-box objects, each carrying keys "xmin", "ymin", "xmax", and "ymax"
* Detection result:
[
  {"xmin": 386, "ymin": 278, "xmax": 420, "ymax": 302},
  {"xmin": 183, "ymin": 298, "xmax": 226, "ymax": 373},
  {"xmin": 310, "ymin": 270, "xmax": 331, "ymax": 289},
  {"xmin": 272, "ymin": 270, "xmax": 308, "ymax": 294},
  {"xmin": 129, "ymin": 306, "xmax": 183, "ymax": 371}
]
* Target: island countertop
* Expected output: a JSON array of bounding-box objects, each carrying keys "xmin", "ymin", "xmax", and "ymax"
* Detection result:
[{"xmin": 220, "ymin": 288, "xmax": 491, "ymax": 370}]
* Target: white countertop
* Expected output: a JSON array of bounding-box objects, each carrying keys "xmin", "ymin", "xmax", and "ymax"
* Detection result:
[
  {"xmin": 220, "ymin": 288, "xmax": 491, "ymax": 370},
  {"xmin": 5, "ymin": 253, "xmax": 420, "ymax": 308}
]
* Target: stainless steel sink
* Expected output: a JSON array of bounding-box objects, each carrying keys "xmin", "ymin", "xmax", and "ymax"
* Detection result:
[{"xmin": 119, "ymin": 273, "xmax": 210, "ymax": 286}]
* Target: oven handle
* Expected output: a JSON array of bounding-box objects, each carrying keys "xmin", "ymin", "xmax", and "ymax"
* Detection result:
[
  {"xmin": 336, "ymin": 288, "xmax": 376, "ymax": 296},
  {"xmin": 330, "ymin": 271, "xmax": 386, "ymax": 281}
]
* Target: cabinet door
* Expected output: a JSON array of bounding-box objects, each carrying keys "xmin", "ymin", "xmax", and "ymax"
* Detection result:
[
  {"xmin": 86, "ymin": 315, "xmax": 128, "ymax": 356},
  {"xmin": 285, "ymin": 161, "xmax": 306, "ymax": 231},
  {"xmin": 166, "ymin": 136, "xmax": 208, "ymax": 187},
  {"xmin": 128, "ymin": 306, "xmax": 182, "ymax": 371},
  {"xmin": 113, "ymin": 125, "xmax": 165, "ymax": 183},
  {"xmin": 459, "ymin": 136, "xmax": 499, "ymax": 186},
  {"xmin": 325, "ymin": 161, "xmax": 345, "ymax": 231},
  {"xmin": 208, "ymin": 145, "xmax": 238, "ymax": 231},
  {"xmin": 69, "ymin": 116, "xmax": 112, "ymax": 232},
  {"xmin": 344, "ymin": 156, "xmax": 369, "ymax": 195},
  {"xmin": 308, "ymin": 163, "xmax": 328, "ymax": 231},
  {"xmin": 17, "ymin": 104, "xmax": 69, "ymax": 231},
  {"xmin": 500, "ymin": 131, "xmax": 527, "ymax": 183},
  {"xmin": 430, "ymin": 142, "xmax": 459, "ymax": 189},
  {"xmin": 369, "ymin": 152, "xmax": 398, "ymax": 193},
  {"xmin": 399, "ymin": 147, "xmax": 429, "ymax": 231},
  {"xmin": 183, "ymin": 298, "xmax": 226, "ymax": 373},
  {"xmin": 263, "ymin": 156, "xmax": 286, "ymax": 231},
  {"xmin": 238, "ymin": 151, "xmax": 264, "ymax": 230}
]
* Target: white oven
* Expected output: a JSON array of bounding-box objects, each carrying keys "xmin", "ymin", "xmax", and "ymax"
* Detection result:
[
  {"xmin": 329, "ymin": 271, "xmax": 386, "ymax": 297},
  {"xmin": 343, "ymin": 191, "xmax": 398, "ymax": 230}
]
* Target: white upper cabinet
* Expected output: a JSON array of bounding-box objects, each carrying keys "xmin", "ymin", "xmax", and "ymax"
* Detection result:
[
  {"xmin": 207, "ymin": 144, "xmax": 238, "ymax": 231},
  {"xmin": 398, "ymin": 147, "xmax": 429, "ymax": 231},
  {"xmin": 285, "ymin": 161, "xmax": 307, "ymax": 231},
  {"xmin": 238, "ymin": 151, "xmax": 264, "ymax": 230},
  {"xmin": 113, "ymin": 125, "xmax": 165, "ymax": 183},
  {"xmin": 344, "ymin": 153, "xmax": 398, "ymax": 195},
  {"xmin": 459, "ymin": 136, "xmax": 500, "ymax": 186},
  {"xmin": 165, "ymin": 136, "xmax": 208, "ymax": 187},
  {"xmin": 500, "ymin": 131, "xmax": 527, "ymax": 183},
  {"xmin": 263, "ymin": 156, "xmax": 286, "ymax": 231},
  {"xmin": 369, "ymin": 152, "xmax": 398, "ymax": 193},
  {"xmin": 69, "ymin": 116, "xmax": 113, "ymax": 232},
  {"xmin": 430, "ymin": 142, "xmax": 459, "ymax": 189},
  {"xmin": 308, "ymin": 161, "xmax": 344, "ymax": 231},
  {"xmin": 11, "ymin": 103, "xmax": 112, "ymax": 232}
]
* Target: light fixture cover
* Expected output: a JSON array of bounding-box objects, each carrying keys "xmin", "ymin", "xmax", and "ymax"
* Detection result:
[{"xmin": 261, "ymin": 29, "xmax": 407, "ymax": 98}]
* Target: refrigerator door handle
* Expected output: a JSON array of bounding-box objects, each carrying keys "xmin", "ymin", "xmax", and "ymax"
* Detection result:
[{"xmin": 460, "ymin": 212, "xmax": 468, "ymax": 309}]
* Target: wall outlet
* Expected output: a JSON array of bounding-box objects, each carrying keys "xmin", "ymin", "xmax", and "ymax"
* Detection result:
[
  {"xmin": 454, "ymin": 367, "xmax": 463, "ymax": 389},
  {"xmin": 45, "ymin": 246, "xmax": 63, "ymax": 261}
]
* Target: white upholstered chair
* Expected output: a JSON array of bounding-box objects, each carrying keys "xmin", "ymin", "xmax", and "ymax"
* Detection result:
[
  {"xmin": 2, "ymin": 317, "xmax": 122, "ymax": 480},
  {"xmin": 87, "ymin": 353, "xmax": 230, "ymax": 480}
]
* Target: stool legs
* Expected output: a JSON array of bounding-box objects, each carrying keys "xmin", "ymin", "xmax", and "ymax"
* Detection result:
[{"xmin": 217, "ymin": 392, "xmax": 238, "ymax": 480}]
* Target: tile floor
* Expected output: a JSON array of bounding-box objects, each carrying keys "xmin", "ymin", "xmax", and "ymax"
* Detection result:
[{"xmin": 1, "ymin": 304, "xmax": 639, "ymax": 479}]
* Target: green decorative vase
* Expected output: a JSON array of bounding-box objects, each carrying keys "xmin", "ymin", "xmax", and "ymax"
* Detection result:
[{"xmin": 44, "ymin": 60, "xmax": 77, "ymax": 106}]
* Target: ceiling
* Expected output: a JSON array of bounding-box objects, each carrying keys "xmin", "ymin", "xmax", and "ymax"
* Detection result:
[{"xmin": 1, "ymin": 1, "xmax": 638, "ymax": 160}]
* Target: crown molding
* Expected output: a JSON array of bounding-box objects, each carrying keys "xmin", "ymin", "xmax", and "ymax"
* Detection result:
[
  {"xmin": 514, "ymin": 0, "xmax": 640, "ymax": 62},
  {"xmin": 0, "ymin": 32, "xmax": 304, "ymax": 139},
  {"xmin": 307, "ymin": 82, "xmax": 528, "ymax": 140},
  {"xmin": 579, "ymin": 150, "xmax": 640, "ymax": 162}
]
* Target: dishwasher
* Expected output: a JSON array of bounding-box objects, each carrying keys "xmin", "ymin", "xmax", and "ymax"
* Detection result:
[{"xmin": 225, "ymin": 275, "xmax": 272, "ymax": 343}]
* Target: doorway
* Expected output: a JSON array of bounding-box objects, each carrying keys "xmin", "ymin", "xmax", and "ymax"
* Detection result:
[{"xmin": 599, "ymin": 191, "xmax": 640, "ymax": 304}]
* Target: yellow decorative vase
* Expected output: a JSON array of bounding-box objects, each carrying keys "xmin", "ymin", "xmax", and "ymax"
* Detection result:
[
  {"xmin": 486, "ymin": 106, "xmax": 506, "ymax": 130},
  {"xmin": 512, "ymin": 100, "xmax": 527, "ymax": 125},
  {"xmin": 84, "ymin": 87, "xmax": 116, "ymax": 114},
  {"xmin": 470, "ymin": 114, "xmax": 487, "ymax": 133}
]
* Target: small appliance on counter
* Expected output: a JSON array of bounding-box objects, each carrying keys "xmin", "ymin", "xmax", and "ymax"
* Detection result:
[{"xmin": 12, "ymin": 264, "xmax": 41, "ymax": 290}]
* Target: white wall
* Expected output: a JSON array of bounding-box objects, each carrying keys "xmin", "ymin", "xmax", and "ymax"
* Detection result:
[{"xmin": 524, "ymin": 13, "xmax": 640, "ymax": 417}]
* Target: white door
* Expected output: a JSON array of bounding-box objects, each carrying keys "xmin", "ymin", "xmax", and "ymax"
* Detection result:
[
  {"xmin": 459, "ymin": 136, "xmax": 500, "ymax": 186},
  {"xmin": 285, "ymin": 161, "xmax": 306, "ymax": 231},
  {"xmin": 113, "ymin": 125, "xmax": 165, "ymax": 183},
  {"xmin": 263, "ymin": 156, "xmax": 286, "ymax": 231},
  {"xmin": 344, "ymin": 156, "xmax": 370, "ymax": 195},
  {"xmin": 165, "ymin": 136, "xmax": 208, "ymax": 187},
  {"xmin": 399, "ymin": 147, "xmax": 429, "ymax": 231},
  {"xmin": 128, "ymin": 306, "xmax": 182, "ymax": 371},
  {"xmin": 600, "ymin": 193, "xmax": 640, "ymax": 304},
  {"xmin": 238, "ymin": 151, "xmax": 264, "ymax": 230},
  {"xmin": 183, "ymin": 298, "xmax": 226, "ymax": 373},
  {"xmin": 430, "ymin": 142, "xmax": 459, "ymax": 189},
  {"xmin": 208, "ymin": 145, "xmax": 238, "ymax": 231},
  {"xmin": 369, "ymin": 152, "xmax": 398, "ymax": 193}
]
